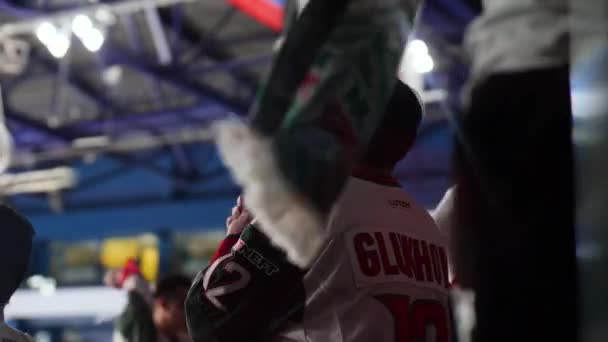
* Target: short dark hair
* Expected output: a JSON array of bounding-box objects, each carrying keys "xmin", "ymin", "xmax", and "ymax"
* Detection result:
[
  {"xmin": 0, "ymin": 206, "xmax": 35, "ymax": 305},
  {"xmin": 361, "ymin": 82, "xmax": 423, "ymax": 169},
  {"xmin": 154, "ymin": 275, "xmax": 191, "ymax": 303}
]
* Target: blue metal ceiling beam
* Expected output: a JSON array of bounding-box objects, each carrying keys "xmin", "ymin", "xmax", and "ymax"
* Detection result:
[
  {"xmin": 69, "ymin": 102, "xmax": 226, "ymax": 134},
  {"xmin": 0, "ymin": 1, "xmax": 254, "ymax": 113},
  {"xmin": 156, "ymin": 7, "xmax": 263, "ymax": 92},
  {"xmin": 17, "ymin": 51, "xmax": 175, "ymax": 137},
  {"xmin": 7, "ymin": 50, "xmax": 242, "ymax": 142},
  {"xmin": 0, "ymin": 0, "xmax": 39, "ymax": 16},
  {"xmin": 24, "ymin": 192, "xmax": 238, "ymax": 241},
  {"xmin": 5, "ymin": 107, "xmax": 78, "ymax": 144},
  {"xmin": 104, "ymin": 48, "xmax": 251, "ymax": 115},
  {"xmin": 187, "ymin": 53, "xmax": 272, "ymax": 75},
  {"xmin": 26, "ymin": 44, "xmax": 233, "ymax": 137},
  {"xmin": 29, "ymin": 51, "xmax": 130, "ymax": 115},
  {"xmin": 4, "ymin": 106, "xmax": 202, "ymax": 183},
  {"xmin": 0, "ymin": 1, "xmax": 265, "ymax": 93},
  {"xmin": 120, "ymin": 13, "xmax": 146, "ymax": 53}
]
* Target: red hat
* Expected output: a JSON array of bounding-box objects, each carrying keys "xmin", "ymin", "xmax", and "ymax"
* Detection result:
[{"xmin": 116, "ymin": 259, "xmax": 141, "ymax": 288}]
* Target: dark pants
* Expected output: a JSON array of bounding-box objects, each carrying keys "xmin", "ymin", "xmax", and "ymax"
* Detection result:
[{"xmin": 453, "ymin": 66, "xmax": 578, "ymax": 342}]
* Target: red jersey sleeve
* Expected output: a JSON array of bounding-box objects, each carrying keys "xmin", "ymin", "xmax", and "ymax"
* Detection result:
[{"xmin": 210, "ymin": 234, "xmax": 240, "ymax": 264}]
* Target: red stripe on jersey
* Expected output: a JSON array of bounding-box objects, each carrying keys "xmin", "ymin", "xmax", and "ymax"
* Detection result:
[{"xmin": 210, "ymin": 234, "xmax": 240, "ymax": 263}]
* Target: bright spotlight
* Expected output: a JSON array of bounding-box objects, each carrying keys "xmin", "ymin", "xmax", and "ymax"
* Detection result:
[
  {"xmin": 72, "ymin": 14, "xmax": 93, "ymax": 37},
  {"xmin": 407, "ymin": 39, "xmax": 429, "ymax": 56},
  {"xmin": 81, "ymin": 27, "xmax": 105, "ymax": 52},
  {"xmin": 412, "ymin": 54, "xmax": 434, "ymax": 74},
  {"xmin": 46, "ymin": 32, "xmax": 71, "ymax": 58},
  {"xmin": 35, "ymin": 22, "xmax": 57, "ymax": 44},
  {"xmin": 102, "ymin": 65, "xmax": 123, "ymax": 85},
  {"xmin": 95, "ymin": 8, "xmax": 117, "ymax": 25},
  {"xmin": 35, "ymin": 22, "xmax": 71, "ymax": 58},
  {"xmin": 404, "ymin": 39, "xmax": 434, "ymax": 74},
  {"xmin": 71, "ymin": 14, "xmax": 105, "ymax": 52}
]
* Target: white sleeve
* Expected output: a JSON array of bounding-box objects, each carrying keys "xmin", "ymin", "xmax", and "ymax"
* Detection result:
[{"xmin": 431, "ymin": 186, "xmax": 456, "ymax": 238}]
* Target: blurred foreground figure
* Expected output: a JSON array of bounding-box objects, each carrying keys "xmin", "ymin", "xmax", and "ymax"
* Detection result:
[
  {"xmin": 453, "ymin": 1, "xmax": 577, "ymax": 341},
  {"xmin": 214, "ymin": 0, "xmax": 419, "ymax": 268},
  {"xmin": 186, "ymin": 83, "xmax": 454, "ymax": 342},
  {"xmin": 0, "ymin": 206, "xmax": 34, "ymax": 342},
  {"xmin": 107, "ymin": 262, "xmax": 192, "ymax": 342}
]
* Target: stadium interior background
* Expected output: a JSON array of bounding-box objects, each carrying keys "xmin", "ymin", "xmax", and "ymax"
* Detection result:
[{"xmin": 0, "ymin": 0, "xmax": 606, "ymax": 341}]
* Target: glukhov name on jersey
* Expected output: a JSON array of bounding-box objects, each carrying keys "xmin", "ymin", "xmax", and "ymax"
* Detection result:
[{"xmin": 349, "ymin": 231, "xmax": 450, "ymax": 289}]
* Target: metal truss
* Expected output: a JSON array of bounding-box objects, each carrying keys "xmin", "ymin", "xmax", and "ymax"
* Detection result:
[
  {"xmin": 0, "ymin": 0, "xmax": 196, "ymax": 38},
  {"xmin": 0, "ymin": 0, "xmax": 460, "ymax": 211},
  {"xmin": 0, "ymin": 0, "xmax": 277, "ymax": 207},
  {"xmin": 0, "ymin": 0, "xmax": 276, "ymax": 153}
]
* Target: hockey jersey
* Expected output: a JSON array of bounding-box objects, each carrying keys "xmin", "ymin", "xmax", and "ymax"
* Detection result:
[
  {"xmin": 112, "ymin": 272, "xmax": 191, "ymax": 342},
  {"xmin": 185, "ymin": 177, "xmax": 452, "ymax": 342}
]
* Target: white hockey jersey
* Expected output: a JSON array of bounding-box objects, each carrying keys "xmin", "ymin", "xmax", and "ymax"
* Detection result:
[
  {"xmin": 186, "ymin": 177, "xmax": 452, "ymax": 342},
  {"xmin": 276, "ymin": 177, "xmax": 452, "ymax": 342}
]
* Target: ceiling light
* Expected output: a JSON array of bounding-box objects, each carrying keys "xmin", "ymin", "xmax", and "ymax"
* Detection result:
[
  {"xmin": 404, "ymin": 39, "xmax": 434, "ymax": 74},
  {"xmin": 46, "ymin": 32, "xmax": 70, "ymax": 58},
  {"xmin": 571, "ymin": 86, "xmax": 607, "ymax": 120},
  {"xmin": 35, "ymin": 22, "xmax": 70, "ymax": 58},
  {"xmin": 95, "ymin": 8, "xmax": 117, "ymax": 26},
  {"xmin": 81, "ymin": 27, "xmax": 105, "ymax": 52},
  {"xmin": 102, "ymin": 65, "xmax": 123, "ymax": 85},
  {"xmin": 71, "ymin": 14, "xmax": 93, "ymax": 37},
  {"xmin": 412, "ymin": 54, "xmax": 434, "ymax": 74},
  {"xmin": 35, "ymin": 22, "xmax": 57, "ymax": 45},
  {"xmin": 407, "ymin": 39, "xmax": 429, "ymax": 56}
]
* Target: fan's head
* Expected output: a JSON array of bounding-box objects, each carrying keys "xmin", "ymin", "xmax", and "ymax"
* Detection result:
[
  {"xmin": 316, "ymin": 80, "xmax": 423, "ymax": 172},
  {"xmin": 361, "ymin": 81, "xmax": 423, "ymax": 170}
]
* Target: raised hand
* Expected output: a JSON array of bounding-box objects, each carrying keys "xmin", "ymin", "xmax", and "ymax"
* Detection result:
[{"xmin": 226, "ymin": 196, "xmax": 253, "ymax": 236}]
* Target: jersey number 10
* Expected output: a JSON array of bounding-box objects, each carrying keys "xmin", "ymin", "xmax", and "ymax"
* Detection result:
[{"xmin": 375, "ymin": 294, "xmax": 450, "ymax": 342}]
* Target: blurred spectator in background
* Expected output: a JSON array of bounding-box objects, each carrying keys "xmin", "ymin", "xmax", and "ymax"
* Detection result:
[
  {"xmin": 153, "ymin": 275, "xmax": 192, "ymax": 342},
  {"xmin": 452, "ymin": 1, "xmax": 576, "ymax": 341},
  {"xmin": 0, "ymin": 206, "xmax": 35, "ymax": 342},
  {"xmin": 106, "ymin": 261, "xmax": 192, "ymax": 342}
]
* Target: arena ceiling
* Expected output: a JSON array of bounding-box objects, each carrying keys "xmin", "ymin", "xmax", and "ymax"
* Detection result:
[
  {"xmin": 0, "ymin": 0, "xmax": 275, "ymax": 152},
  {"xmin": 0, "ymin": 0, "xmax": 480, "ymax": 237}
]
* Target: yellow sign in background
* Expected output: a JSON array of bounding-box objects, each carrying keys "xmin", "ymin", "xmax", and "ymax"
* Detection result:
[{"xmin": 100, "ymin": 236, "xmax": 159, "ymax": 282}]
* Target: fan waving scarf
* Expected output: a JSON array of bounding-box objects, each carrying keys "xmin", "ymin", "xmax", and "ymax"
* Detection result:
[{"xmin": 214, "ymin": 0, "xmax": 413, "ymax": 268}]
